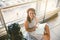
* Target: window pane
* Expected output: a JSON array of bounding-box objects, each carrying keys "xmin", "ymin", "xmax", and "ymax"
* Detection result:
[
  {"xmin": 37, "ymin": 0, "xmax": 46, "ymax": 22},
  {"xmin": 45, "ymin": 0, "xmax": 58, "ymax": 19},
  {"xmin": 0, "ymin": 0, "xmax": 36, "ymax": 8},
  {"xmin": 37, "ymin": 0, "xmax": 58, "ymax": 22},
  {"xmin": 46, "ymin": 0, "xmax": 57, "ymax": 12}
]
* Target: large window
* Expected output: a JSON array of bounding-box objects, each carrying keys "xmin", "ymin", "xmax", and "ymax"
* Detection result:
[{"xmin": 0, "ymin": 0, "xmax": 58, "ymax": 26}]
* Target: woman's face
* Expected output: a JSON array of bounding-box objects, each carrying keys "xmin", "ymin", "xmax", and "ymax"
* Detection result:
[{"xmin": 28, "ymin": 10, "xmax": 35, "ymax": 19}]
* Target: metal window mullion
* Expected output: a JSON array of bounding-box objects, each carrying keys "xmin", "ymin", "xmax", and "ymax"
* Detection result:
[
  {"xmin": 0, "ymin": 9, "xmax": 7, "ymax": 32},
  {"xmin": 36, "ymin": 0, "xmax": 41, "ymax": 17},
  {"xmin": 0, "ymin": 9, "xmax": 8, "ymax": 39},
  {"xmin": 43, "ymin": 0, "xmax": 48, "ymax": 23}
]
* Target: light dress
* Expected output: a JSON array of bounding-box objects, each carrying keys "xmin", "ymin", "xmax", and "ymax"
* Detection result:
[{"xmin": 22, "ymin": 18, "xmax": 47, "ymax": 40}]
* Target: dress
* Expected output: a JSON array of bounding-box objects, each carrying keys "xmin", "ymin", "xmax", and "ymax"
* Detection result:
[
  {"xmin": 22, "ymin": 18, "xmax": 47, "ymax": 40},
  {"xmin": 27, "ymin": 18, "xmax": 47, "ymax": 40}
]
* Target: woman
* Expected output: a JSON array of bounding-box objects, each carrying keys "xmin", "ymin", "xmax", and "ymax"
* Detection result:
[{"xmin": 24, "ymin": 8, "xmax": 50, "ymax": 40}]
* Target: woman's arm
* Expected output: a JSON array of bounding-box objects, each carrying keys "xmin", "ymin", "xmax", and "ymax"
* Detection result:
[
  {"xmin": 44, "ymin": 24, "xmax": 50, "ymax": 40},
  {"xmin": 34, "ymin": 16, "xmax": 39, "ymax": 27},
  {"xmin": 35, "ymin": 16, "xmax": 39, "ymax": 24},
  {"xmin": 24, "ymin": 21, "xmax": 36, "ymax": 32}
]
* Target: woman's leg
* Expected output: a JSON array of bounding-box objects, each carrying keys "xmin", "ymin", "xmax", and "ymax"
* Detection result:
[
  {"xmin": 43, "ymin": 35, "xmax": 49, "ymax": 40},
  {"xmin": 43, "ymin": 24, "xmax": 50, "ymax": 40}
]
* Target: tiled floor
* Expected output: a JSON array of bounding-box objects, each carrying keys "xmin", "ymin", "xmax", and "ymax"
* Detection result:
[{"xmin": 46, "ymin": 12, "xmax": 60, "ymax": 40}]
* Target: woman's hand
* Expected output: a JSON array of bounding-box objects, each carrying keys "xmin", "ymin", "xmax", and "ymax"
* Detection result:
[
  {"xmin": 34, "ymin": 25, "xmax": 37, "ymax": 28},
  {"xmin": 33, "ymin": 26, "xmax": 37, "ymax": 31}
]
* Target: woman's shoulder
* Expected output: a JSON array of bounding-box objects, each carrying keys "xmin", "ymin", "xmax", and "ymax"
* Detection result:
[
  {"xmin": 24, "ymin": 20, "xmax": 29, "ymax": 25},
  {"xmin": 24, "ymin": 20, "xmax": 29, "ymax": 28}
]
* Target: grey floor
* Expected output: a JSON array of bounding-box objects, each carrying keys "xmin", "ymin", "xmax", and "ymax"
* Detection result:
[{"xmin": 46, "ymin": 12, "xmax": 60, "ymax": 40}]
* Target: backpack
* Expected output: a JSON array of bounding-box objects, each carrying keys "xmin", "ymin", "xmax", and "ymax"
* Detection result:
[{"xmin": 8, "ymin": 23, "xmax": 26, "ymax": 40}]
